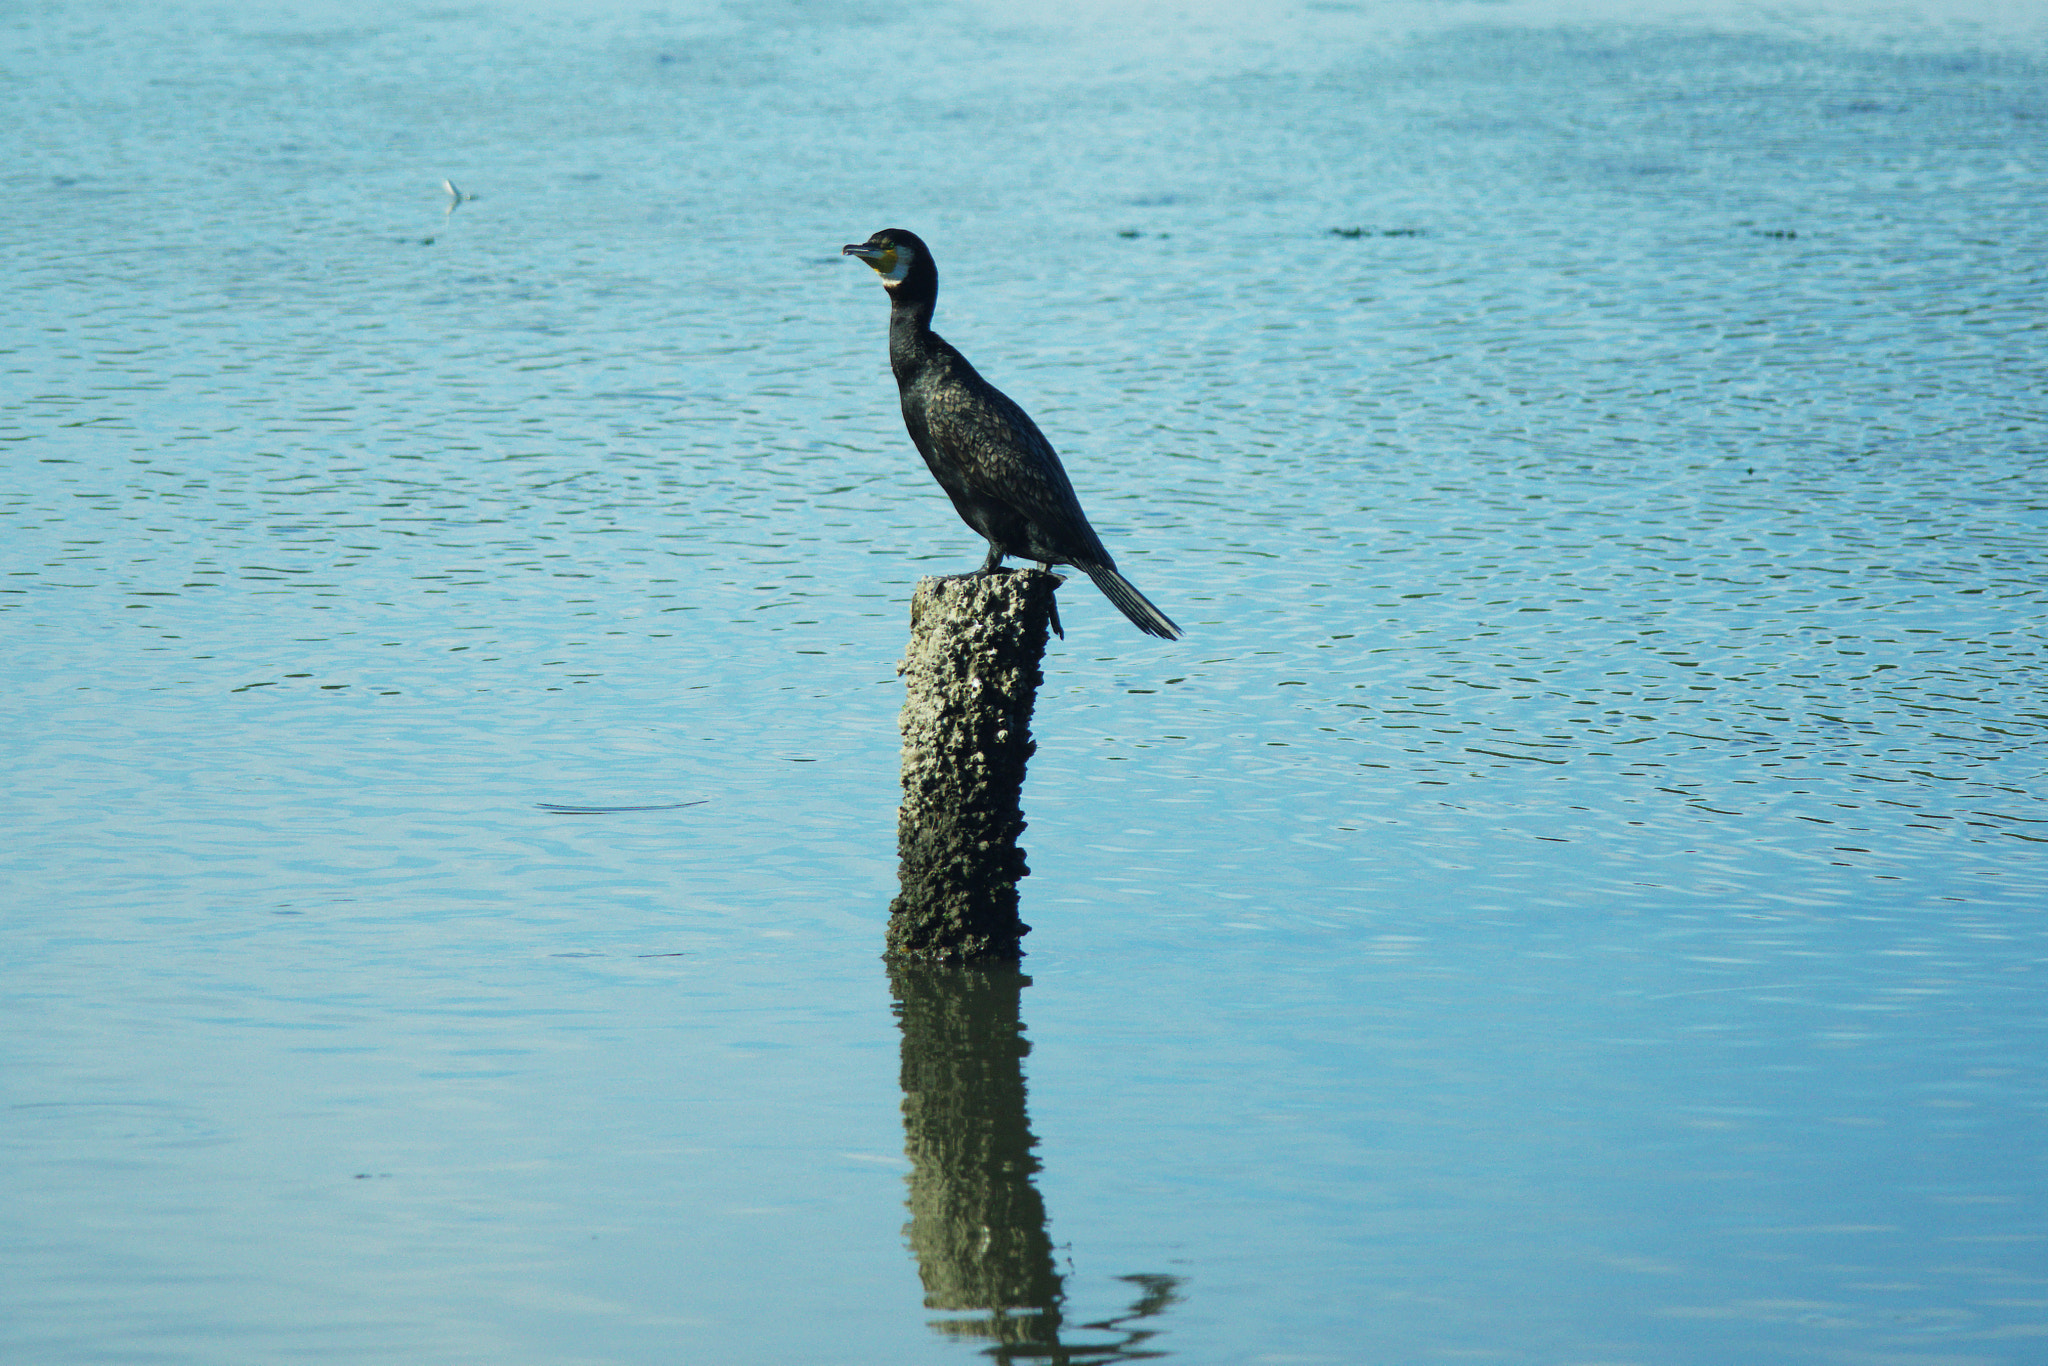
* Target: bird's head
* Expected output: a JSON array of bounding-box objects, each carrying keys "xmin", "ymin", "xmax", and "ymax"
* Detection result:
[{"xmin": 843, "ymin": 228, "xmax": 930, "ymax": 291}]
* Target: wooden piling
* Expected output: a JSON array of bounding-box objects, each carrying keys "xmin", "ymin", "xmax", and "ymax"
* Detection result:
[{"xmin": 887, "ymin": 569, "xmax": 1061, "ymax": 962}]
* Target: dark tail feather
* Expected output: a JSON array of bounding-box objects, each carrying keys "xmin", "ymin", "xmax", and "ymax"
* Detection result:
[{"xmin": 1083, "ymin": 563, "xmax": 1182, "ymax": 640}]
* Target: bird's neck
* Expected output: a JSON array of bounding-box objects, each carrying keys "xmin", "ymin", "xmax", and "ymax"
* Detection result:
[{"xmin": 888, "ymin": 294, "xmax": 937, "ymax": 374}]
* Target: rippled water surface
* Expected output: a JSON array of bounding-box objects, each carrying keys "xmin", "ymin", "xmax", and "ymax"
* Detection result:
[{"xmin": 5, "ymin": 0, "xmax": 2046, "ymax": 1361}]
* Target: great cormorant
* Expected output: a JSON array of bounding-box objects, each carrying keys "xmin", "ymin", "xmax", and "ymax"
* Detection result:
[{"xmin": 843, "ymin": 228, "xmax": 1182, "ymax": 640}]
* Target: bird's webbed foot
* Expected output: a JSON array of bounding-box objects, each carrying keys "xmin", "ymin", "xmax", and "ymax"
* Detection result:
[{"xmin": 974, "ymin": 545, "xmax": 1007, "ymax": 576}]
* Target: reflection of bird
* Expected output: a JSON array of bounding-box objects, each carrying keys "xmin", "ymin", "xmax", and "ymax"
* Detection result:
[{"xmin": 843, "ymin": 229, "xmax": 1181, "ymax": 640}]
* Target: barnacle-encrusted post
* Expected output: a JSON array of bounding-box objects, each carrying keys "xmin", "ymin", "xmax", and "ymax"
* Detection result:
[{"xmin": 887, "ymin": 569, "xmax": 1060, "ymax": 961}]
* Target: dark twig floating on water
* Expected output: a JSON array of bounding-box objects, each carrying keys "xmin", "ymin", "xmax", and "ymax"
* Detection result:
[{"xmin": 843, "ymin": 228, "xmax": 1182, "ymax": 641}]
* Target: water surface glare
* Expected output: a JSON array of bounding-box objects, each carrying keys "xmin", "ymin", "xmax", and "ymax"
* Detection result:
[{"xmin": 4, "ymin": 0, "xmax": 2046, "ymax": 1362}]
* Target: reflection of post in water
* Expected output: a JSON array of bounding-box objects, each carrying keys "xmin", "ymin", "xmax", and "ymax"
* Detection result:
[{"xmin": 889, "ymin": 963, "xmax": 1183, "ymax": 1362}]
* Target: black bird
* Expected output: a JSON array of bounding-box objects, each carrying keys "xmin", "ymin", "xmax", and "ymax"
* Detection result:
[{"xmin": 843, "ymin": 228, "xmax": 1182, "ymax": 640}]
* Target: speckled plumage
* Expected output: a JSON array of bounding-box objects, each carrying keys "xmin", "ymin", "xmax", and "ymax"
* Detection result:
[{"xmin": 843, "ymin": 228, "xmax": 1182, "ymax": 641}]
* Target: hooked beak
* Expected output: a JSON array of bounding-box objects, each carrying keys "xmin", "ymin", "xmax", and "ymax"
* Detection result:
[{"xmin": 844, "ymin": 239, "xmax": 899, "ymax": 278}]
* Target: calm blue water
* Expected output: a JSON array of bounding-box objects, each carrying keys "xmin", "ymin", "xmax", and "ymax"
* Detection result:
[{"xmin": 5, "ymin": 1, "xmax": 2046, "ymax": 1361}]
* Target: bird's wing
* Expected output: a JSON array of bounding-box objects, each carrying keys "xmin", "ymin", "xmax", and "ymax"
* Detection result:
[{"xmin": 922, "ymin": 368, "xmax": 1088, "ymax": 526}]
